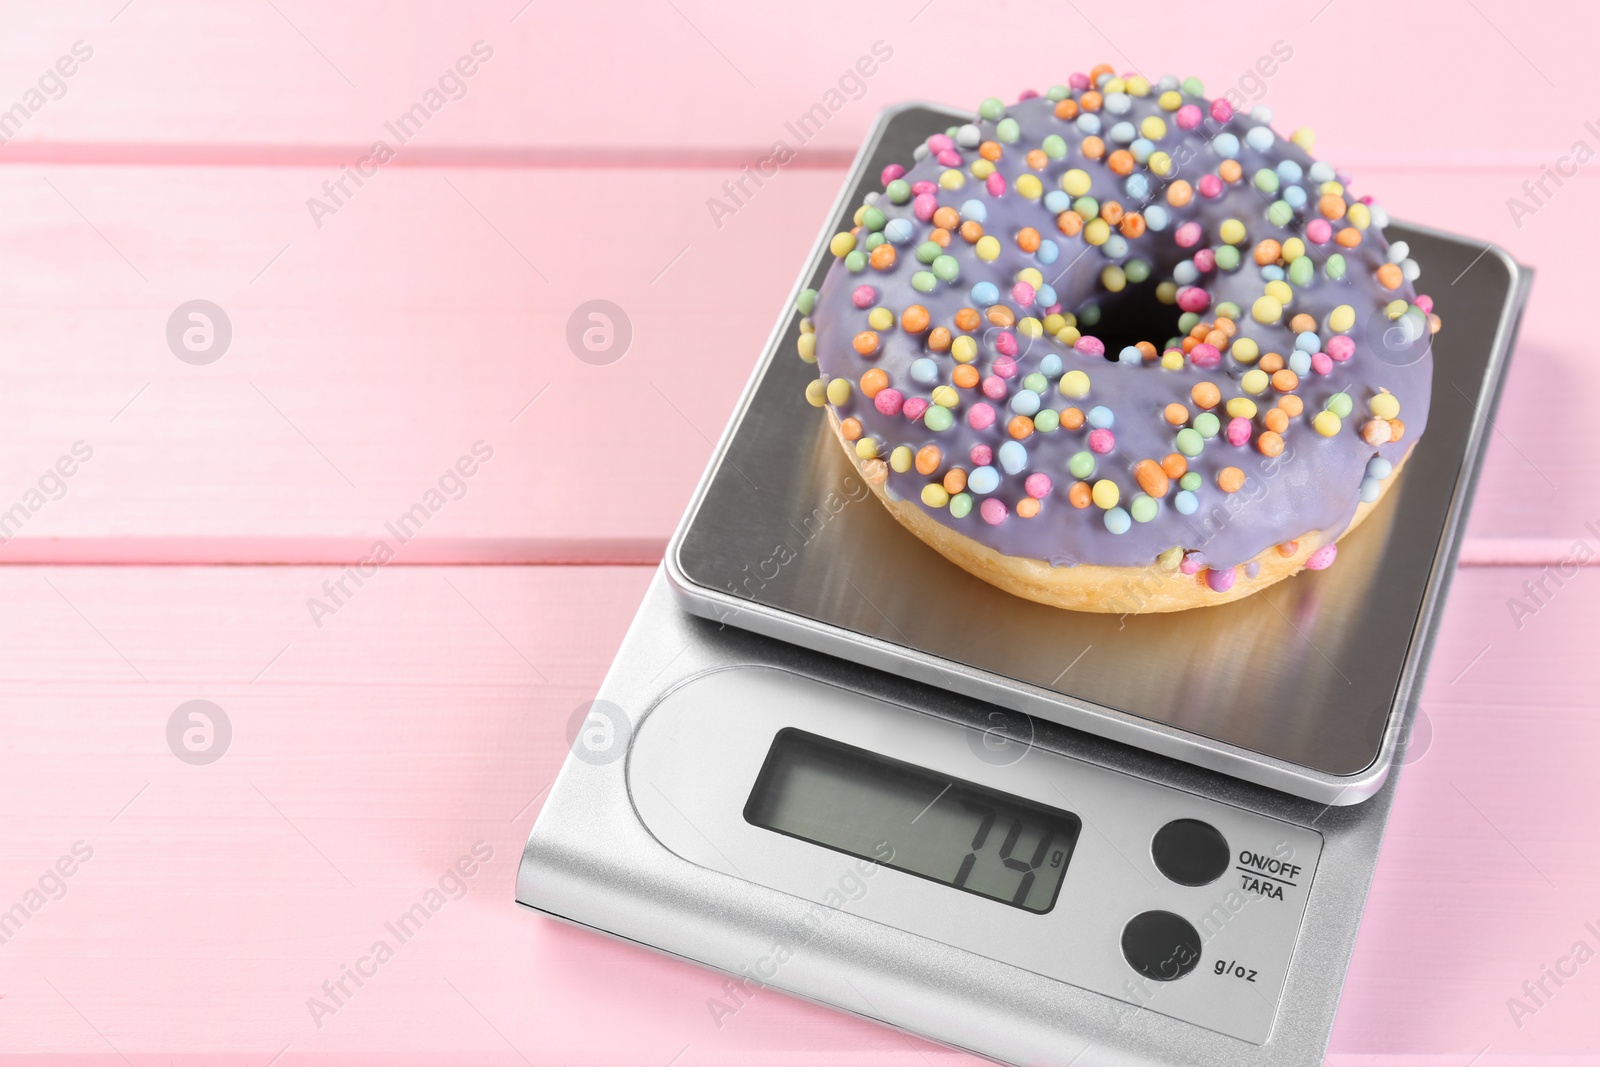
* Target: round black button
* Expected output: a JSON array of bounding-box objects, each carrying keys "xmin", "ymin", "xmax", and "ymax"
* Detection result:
[
  {"xmin": 1121, "ymin": 910, "xmax": 1203, "ymax": 982},
  {"xmin": 1151, "ymin": 818, "xmax": 1230, "ymax": 887}
]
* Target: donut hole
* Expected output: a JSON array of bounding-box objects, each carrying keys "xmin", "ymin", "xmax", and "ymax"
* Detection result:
[{"xmin": 1078, "ymin": 281, "xmax": 1184, "ymax": 361}]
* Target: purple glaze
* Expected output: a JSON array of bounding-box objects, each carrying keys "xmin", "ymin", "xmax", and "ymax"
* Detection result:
[{"xmin": 807, "ymin": 83, "xmax": 1434, "ymax": 571}]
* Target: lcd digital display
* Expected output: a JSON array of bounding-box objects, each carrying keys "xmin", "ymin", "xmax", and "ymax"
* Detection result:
[{"xmin": 744, "ymin": 729, "xmax": 1081, "ymax": 913}]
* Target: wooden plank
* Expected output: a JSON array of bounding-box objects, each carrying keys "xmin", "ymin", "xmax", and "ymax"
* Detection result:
[
  {"xmin": 0, "ymin": 163, "xmax": 1587, "ymax": 560},
  {"xmin": 0, "ymin": 564, "xmax": 1594, "ymax": 1062},
  {"xmin": 0, "ymin": 161, "xmax": 820, "ymax": 560},
  {"xmin": 1332, "ymin": 568, "xmax": 1600, "ymax": 1058},
  {"xmin": 0, "ymin": 0, "xmax": 1591, "ymax": 170}
]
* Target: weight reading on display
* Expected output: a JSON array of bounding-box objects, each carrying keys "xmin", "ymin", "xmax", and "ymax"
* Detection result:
[{"xmin": 744, "ymin": 729, "xmax": 1082, "ymax": 913}]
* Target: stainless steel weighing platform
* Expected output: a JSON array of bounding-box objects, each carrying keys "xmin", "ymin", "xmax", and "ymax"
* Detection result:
[{"xmin": 518, "ymin": 103, "xmax": 1531, "ymax": 1066}]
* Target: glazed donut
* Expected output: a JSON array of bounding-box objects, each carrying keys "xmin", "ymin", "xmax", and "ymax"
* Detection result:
[{"xmin": 796, "ymin": 67, "xmax": 1440, "ymax": 612}]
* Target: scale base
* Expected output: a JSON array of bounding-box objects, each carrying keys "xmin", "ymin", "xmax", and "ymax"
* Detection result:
[{"xmin": 518, "ymin": 570, "xmax": 1401, "ymax": 1067}]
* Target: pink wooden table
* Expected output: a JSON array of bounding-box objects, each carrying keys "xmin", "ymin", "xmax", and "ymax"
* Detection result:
[{"xmin": 1, "ymin": 1, "xmax": 1596, "ymax": 1063}]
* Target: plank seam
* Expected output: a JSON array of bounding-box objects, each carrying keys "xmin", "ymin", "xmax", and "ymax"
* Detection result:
[
  {"xmin": 0, "ymin": 539, "xmax": 1581, "ymax": 567},
  {"xmin": 1, "ymin": 143, "xmax": 1594, "ymax": 173}
]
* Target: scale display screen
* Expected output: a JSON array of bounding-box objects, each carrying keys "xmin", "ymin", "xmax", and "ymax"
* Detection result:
[{"xmin": 744, "ymin": 729, "xmax": 1082, "ymax": 913}]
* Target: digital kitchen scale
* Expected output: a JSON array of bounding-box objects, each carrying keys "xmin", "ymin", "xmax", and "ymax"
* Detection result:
[{"xmin": 518, "ymin": 104, "xmax": 1530, "ymax": 1066}]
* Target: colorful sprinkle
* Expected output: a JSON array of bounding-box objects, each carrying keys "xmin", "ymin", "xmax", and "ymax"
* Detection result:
[{"xmin": 1305, "ymin": 544, "xmax": 1338, "ymax": 571}]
